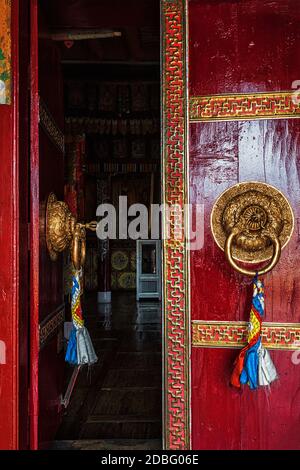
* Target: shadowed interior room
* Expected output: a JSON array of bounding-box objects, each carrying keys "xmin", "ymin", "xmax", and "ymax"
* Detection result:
[{"xmin": 38, "ymin": 0, "xmax": 162, "ymax": 450}]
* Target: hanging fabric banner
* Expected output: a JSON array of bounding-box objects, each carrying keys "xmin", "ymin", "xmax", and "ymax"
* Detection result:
[{"xmin": 0, "ymin": 0, "xmax": 11, "ymax": 105}]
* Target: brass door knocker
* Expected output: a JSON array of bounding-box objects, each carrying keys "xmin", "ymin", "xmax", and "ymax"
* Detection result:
[
  {"xmin": 45, "ymin": 193, "xmax": 97, "ymax": 268},
  {"xmin": 210, "ymin": 182, "xmax": 294, "ymax": 276},
  {"xmin": 71, "ymin": 224, "xmax": 86, "ymax": 271}
]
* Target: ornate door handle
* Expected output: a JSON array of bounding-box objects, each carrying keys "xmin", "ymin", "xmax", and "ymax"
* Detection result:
[
  {"xmin": 211, "ymin": 182, "xmax": 294, "ymax": 276},
  {"xmin": 45, "ymin": 193, "xmax": 97, "ymax": 269}
]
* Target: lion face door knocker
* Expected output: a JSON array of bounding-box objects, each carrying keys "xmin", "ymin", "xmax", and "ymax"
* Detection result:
[
  {"xmin": 210, "ymin": 182, "xmax": 294, "ymax": 390},
  {"xmin": 210, "ymin": 181, "xmax": 294, "ymax": 277}
]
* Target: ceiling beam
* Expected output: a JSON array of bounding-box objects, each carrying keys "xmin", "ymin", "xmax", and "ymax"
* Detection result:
[{"xmin": 40, "ymin": 29, "xmax": 122, "ymax": 41}]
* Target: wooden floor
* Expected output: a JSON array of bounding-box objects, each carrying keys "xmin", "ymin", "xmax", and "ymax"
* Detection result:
[
  {"xmin": 55, "ymin": 292, "xmax": 162, "ymax": 449},
  {"xmin": 52, "ymin": 439, "xmax": 161, "ymax": 450}
]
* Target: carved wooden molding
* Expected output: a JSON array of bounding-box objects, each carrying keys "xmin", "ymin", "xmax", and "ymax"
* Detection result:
[
  {"xmin": 192, "ymin": 320, "xmax": 300, "ymax": 350},
  {"xmin": 39, "ymin": 305, "xmax": 65, "ymax": 349},
  {"xmin": 39, "ymin": 98, "xmax": 65, "ymax": 153},
  {"xmin": 162, "ymin": 0, "xmax": 190, "ymax": 451},
  {"xmin": 189, "ymin": 92, "xmax": 300, "ymax": 122}
]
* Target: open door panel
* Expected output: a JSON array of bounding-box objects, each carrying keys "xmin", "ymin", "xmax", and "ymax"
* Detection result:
[{"xmin": 30, "ymin": 0, "xmax": 65, "ymax": 449}]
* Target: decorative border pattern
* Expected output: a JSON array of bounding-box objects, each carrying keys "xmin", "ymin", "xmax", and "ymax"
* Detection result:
[
  {"xmin": 0, "ymin": 0, "xmax": 11, "ymax": 104},
  {"xmin": 39, "ymin": 98, "xmax": 65, "ymax": 153},
  {"xmin": 189, "ymin": 92, "xmax": 300, "ymax": 122},
  {"xmin": 162, "ymin": 0, "xmax": 190, "ymax": 450},
  {"xmin": 39, "ymin": 306, "xmax": 65, "ymax": 349},
  {"xmin": 192, "ymin": 320, "xmax": 300, "ymax": 350}
]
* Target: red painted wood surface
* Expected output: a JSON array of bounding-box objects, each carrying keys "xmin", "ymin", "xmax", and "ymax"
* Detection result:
[
  {"xmin": 19, "ymin": 0, "xmax": 30, "ymax": 450},
  {"xmin": 0, "ymin": 0, "xmax": 20, "ymax": 450},
  {"xmin": 189, "ymin": 0, "xmax": 300, "ymax": 96},
  {"xmin": 29, "ymin": 0, "xmax": 40, "ymax": 450},
  {"xmin": 189, "ymin": 0, "xmax": 300, "ymax": 450},
  {"xmin": 0, "ymin": 0, "xmax": 31, "ymax": 449},
  {"xmin": 0, "ymin": 0, "xmax": 31, "ymax": 450}
]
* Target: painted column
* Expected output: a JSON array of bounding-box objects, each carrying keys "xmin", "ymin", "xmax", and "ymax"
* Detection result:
[{"xmin": 0, "ymin": 0, "xmax": 22, "ymax": 449}]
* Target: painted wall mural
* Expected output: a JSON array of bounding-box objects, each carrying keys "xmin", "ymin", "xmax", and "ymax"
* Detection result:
[{"xmin": 0, "ymin": 0, "xmax": 11, "ymax": 105}]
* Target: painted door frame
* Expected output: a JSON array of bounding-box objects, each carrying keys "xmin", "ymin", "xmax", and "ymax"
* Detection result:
[
  {"xmin": 0, "ymin": 0, "xmax": 31, "ymax": 450},
  {"xmin": 0, "ymin": 0, "xmax": 20, "ymax": 450},
  {"xmin": 29, "ymin": 0, "xmax": 39, "ymax": 450},
  {"xmin": 161, "ymin": 0, "xmax": 191, "ymax": 450}
]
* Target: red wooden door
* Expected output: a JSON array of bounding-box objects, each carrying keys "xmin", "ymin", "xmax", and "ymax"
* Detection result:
[
  {"xmin": 0, "ymin": 0, "xmax": 33, "ymax": 450},
  {"xmin": 30, "ymin": 0, "xmax": 65, "ymax": 449},
  {"xmin": 189, "ymin": 0, "xmax": 300, "ymax": 449}
]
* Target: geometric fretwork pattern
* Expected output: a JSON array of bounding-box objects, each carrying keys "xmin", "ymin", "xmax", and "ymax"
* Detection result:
[
  {"xmin": 39, "ymin": 306, "xmax": 65, "ymax": 349},
  {"xmin": 162, "ymin": 0, "xmax": 190, "ymax": 451},
  {"xmin": 190, "ymin": 92, "xmax": 300, "ymax": 122},
  {"xmin": 39, "ymin": 97, "xmax": 65, "ymax": 153},
  {"xmin": 192, "ymin": 320, "xmax": 300, "ymax": 350}
]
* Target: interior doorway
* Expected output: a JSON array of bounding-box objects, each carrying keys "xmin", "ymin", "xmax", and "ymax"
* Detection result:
[{"xmin": 38, "ymin": 0, "xmax": 162, "ymax": 450}]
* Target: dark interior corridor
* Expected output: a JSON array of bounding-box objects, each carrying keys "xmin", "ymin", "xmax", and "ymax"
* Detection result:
[
  {"xmin": 37, "ymin": 0, "xmax": 162, "ymax": 450},
  {"xmin": 54, "ymin": 292, "xmax": 162, "ymax": 450}
]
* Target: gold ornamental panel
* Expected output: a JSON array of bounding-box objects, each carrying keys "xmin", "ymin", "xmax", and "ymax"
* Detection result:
[
  {"xmin": 189, "ymin": 92, "xmax": 300, "ymax": 122},
  {"xmin": 118, "ymin": 272, "xmax": 136, "ymax": 289},
  {"xmin": 192, "ymin": 320, "xmax": 300, "ymax": 351},
  {"xmin": 111, "ymin": 251, "xmax": 129, "ymax": 271}
]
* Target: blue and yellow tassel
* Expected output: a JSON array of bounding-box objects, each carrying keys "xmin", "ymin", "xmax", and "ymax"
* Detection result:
[{"xmin": 231, "ymin": 276, "xmax": 278, "ymax": 389}]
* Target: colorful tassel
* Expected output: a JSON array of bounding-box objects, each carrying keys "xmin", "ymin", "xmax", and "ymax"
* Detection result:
[
  {"xmin": 65, "ymin": 269, "xmax": 98, "ymax": 366},
  {"xmin": 231, "ymin": 275, "xmax": 278, "ymax": 389}
]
